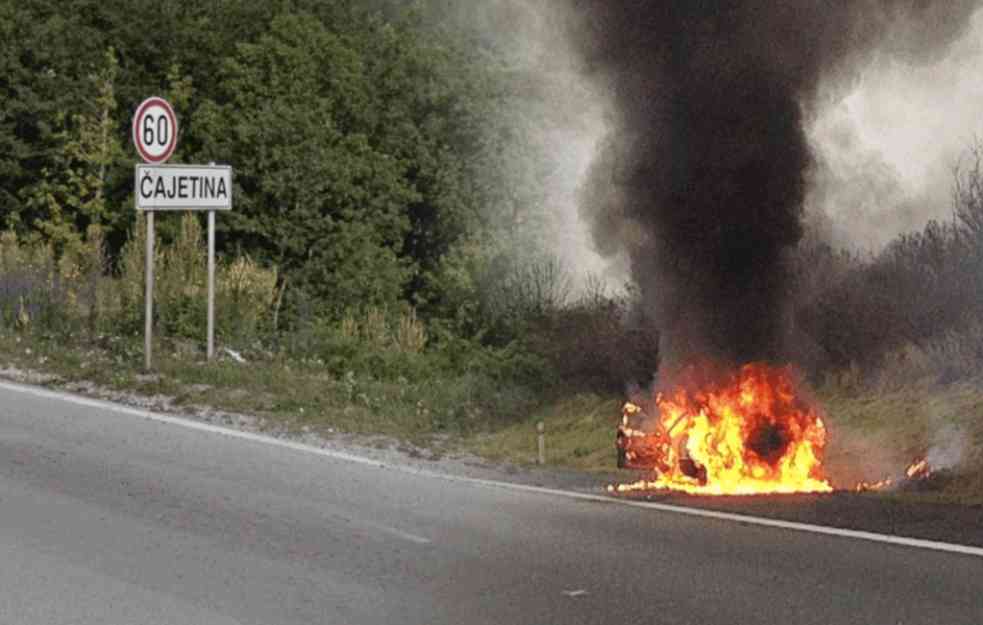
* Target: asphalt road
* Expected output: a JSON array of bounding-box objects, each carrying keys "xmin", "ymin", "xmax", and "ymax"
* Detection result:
[{"xmin": 0, "ymin": 383, "xmax": 980, "ymax": 625}]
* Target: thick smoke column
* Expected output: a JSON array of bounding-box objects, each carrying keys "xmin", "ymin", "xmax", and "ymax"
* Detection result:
[{"xmin": 566, "ymin": 1, "xmax": 980, "ymax": 368}]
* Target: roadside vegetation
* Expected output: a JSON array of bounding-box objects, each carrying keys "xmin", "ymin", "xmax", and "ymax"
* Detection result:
[
  {"xmin": 460, "ymin": 147, "xmax": 983, "ymax": 501},
  {"xmin": 0, "ymin": 213, "xmax": 550, "ymax": 441},
  {"xmin": 0, "ymin": 1, "xmax": 981, "ymax": 500}
]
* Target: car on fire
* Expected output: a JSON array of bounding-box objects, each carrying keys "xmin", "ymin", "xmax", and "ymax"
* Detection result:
[{"xmin": 615, "ymin": 401, "xmax": 707, "ymax": 485}]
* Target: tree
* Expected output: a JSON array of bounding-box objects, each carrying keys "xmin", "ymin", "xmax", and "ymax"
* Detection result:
[
  {"xmin": 19, "ymin": 47, "xmax": 125, "ymax": 253},
  {"xmin": 0, "ymin": 0, "xmax": 108, "ymax": 234},
  {"xmin": 193, "ymin": 14, "xmax": 417, "ymax": 313},
  {"xmin": 0, "ymin": 0, "xmax": 564, "ymax": 337}
]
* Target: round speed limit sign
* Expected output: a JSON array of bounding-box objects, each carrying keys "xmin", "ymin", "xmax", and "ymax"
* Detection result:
[{"xmin": 132, "ymin": 96, "xmax": 178, "ymax": 164}]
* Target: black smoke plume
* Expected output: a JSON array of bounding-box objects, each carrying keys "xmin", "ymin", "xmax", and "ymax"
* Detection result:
[{"xmin": 566, "ymin": 1, "xmax": 980, "ymax": 368}]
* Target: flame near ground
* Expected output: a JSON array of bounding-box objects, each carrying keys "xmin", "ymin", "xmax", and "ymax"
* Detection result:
[{"xmin": 611, "ymin": 363, "xmax": 833, "ymax": 496}]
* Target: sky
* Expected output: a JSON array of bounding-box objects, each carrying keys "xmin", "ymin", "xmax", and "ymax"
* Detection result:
[
  {"xmin": 807, "ymin": 9, "xmax": 983, "ymax": 250},
  {"xmin": 486, "ymin": 1, "xmax": 983, "ymax": 290}
]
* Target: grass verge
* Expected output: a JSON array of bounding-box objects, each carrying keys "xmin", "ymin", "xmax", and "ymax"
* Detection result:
[
  {"xmin": 0, "ymin": 330, "xmax": 526, "ymax": 452},
  {"xmin": 2, "ymin": 326, "xmax": 981, "ymax": 505},
  {"xmin": 464, "ymin": 375, "xmax": 983, "ymax": 503},
  {"xmin": 465, "ymin": 393, "xmax": 622, "ymax": 471},
  {"xmin": 819, "ymin": 377, "xmax": 983, "ymax": 504}
]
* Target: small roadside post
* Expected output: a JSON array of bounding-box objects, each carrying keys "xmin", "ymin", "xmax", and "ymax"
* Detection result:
[
  {"xmin": 132, "ymin": 97, "xmax": 232, "ymax": 370},
  {"xmin": 537, "ymin": 421, "xmax": 546, "ymax": 465}
]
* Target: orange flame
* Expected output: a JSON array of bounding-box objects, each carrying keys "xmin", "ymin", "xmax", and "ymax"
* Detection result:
[
  {"xmin": 612, "ymin": 363, "xmax": 832, "ymax": 495},
  {"xmin": 854, "ymin": 457, "xmax": 932, "ymax": 492},
  {"xmin": 905, "ymin": 458, "xmax": 931, "ymax": 480},
  {"xmin": 854, "ymin": 478, "xmax": 894, "ymax": 492}
]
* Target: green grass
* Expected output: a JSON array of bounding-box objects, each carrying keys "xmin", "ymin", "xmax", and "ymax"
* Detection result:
[
  {"xmin": 822, "ymin": 379, "xmax": 983, "ymax": 430},
  {"xmin": 817, "ymin": 377, "xmax": 983, "ymax": 504},
  {"xmin": 1, "ymin": 324, "xmax": 623, "ymax": 465},
  {"xmin": 3, "ymin": 325, "xmax": 982, "ymax": 503},
  {"xmin": 466, "ymin": 374, "xmax": 983, "ymax": 503},
  {"xmin": 465, "ymin": 393, "xmax": 622, "ymax": 470},
  {"xmin": 0, "ymin": 330, "xmax": 488, "ymax": 447}
]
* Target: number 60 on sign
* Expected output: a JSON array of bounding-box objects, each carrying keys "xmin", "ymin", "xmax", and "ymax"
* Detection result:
[{"xmin": 132, "ymin": 96, "xmax": 178, "ymax": 164}]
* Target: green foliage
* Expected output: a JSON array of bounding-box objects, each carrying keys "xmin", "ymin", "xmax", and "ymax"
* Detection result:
[
  {"xmin": 193, "ymin": 13, "xmax": 429, "ymax": 312},
  {"xmin": 423, "ymin": 241, "xmax": 575, "ymax": 345},
  {"xmin": 0, "ymin": 217, "xmax": 276, "ymax": 345},
  {"xmin": 0, "ymin": 0, "xmax": 566, "ymax": 345},
  {"xmin": 467, "ymin": 393, "xmax": 622, "ymax": 468},
  {"xmin": 0, "ymin": 226, "xmax": 106, "ymax": 335},
  {"xmin": 0, "ymin": 0, "xmax": 110, "ymax": 230},
  {"xmin": 0, "ymin": 0, "xmax": 622, "ymax": 440},
  {"xmin": 261, "ymin": 305, "xmax": 551, "ymax": 430},
  {"xmin": 115, "ymin": 214, "xmax": 151, "ymax": 334}
]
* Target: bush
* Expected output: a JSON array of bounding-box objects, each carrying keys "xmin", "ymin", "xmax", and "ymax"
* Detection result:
[
  {"xmin": 428, "ymin": 245, "xmax": 574, "ymax": 346},
  {"xmin": 114, "ymin": 213, "xmax": 278, "ymax": 345},
  {"xmin": 795, "ymin": 141, "xmax": 983, "ymax": 383},
  {"xmin": 1, "ymin": 214, "xmax": 279, "ymax": 349},
  {"xmin": 524, "ymin": 281, "xmax": 660, "ymax": 393},
  {"xmin": 0, "ymin": 228, "xmax": 107, "ymax": 335},
  {"xmin": 271, "ymin": 305, "xmax": 550, "ymax": 430},
  {"xmin": 872, "ymin": 323, "xmax": 983, "ymax": 389}
]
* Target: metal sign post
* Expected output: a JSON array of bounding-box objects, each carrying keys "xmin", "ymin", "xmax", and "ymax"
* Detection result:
[
  {"xmin": 133, "ymin": 95, "xmax": 178, "ymax": 372},
  {"xmin": 207, "ymin": 207, "xmax": 216, "ymax": 360},
  {"xmin": 145, "ymin": 211, "xmax": 155, "ymax": 371},
  {"xmin": 206, "ymin": 160, "xmax": 217, "ymax": 361},
  {"xmin": 132, "ymin": 97, "xmax": 232, "ymax": 370}
]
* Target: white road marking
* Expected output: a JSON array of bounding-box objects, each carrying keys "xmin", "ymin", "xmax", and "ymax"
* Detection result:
[
  {"xmin": 362, "ymin": 520, "xmax": 432, "ymax": 545},
  {"xmin": 562, "ymin": 589, "xmax": 589, "ymax": 597},
  {"xmin": 3, "ymin": 379, "xmax": 983, "ymax": 559}
]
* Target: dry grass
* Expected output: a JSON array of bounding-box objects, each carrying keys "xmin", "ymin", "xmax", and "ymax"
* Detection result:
[
  {"xmin": 818, "ymin": 375, "xmax": 983, "ymax": 503},
  {"xmin": 1, "ymin": 216, "xmax": 278, "ymax": 342},
  {"xmin": 466, "ymin": 393, "xmax": 622, "ymax": 470},
  {"xmin": 0, "ymin": 330, "xmax": 442, "ymax": 443},
  {"xmin": 339, "ymin": 306, "xmax": 427, "ymax": 354},
  {"xmin": 464, "ymin": 371, "xmax": 983, "ymax": 503}
]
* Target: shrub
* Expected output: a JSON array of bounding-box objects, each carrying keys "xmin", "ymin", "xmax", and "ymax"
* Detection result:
[
  {"xmin": 154, "ymin": 214, "xmax": 208, "ymax": 339},
  {"xmin": 1, "ymin": 213, "xmax": 279, "ymax": 349},
  {"xmin": 114, "ymin": 213, "xmax": 278, "ymax": 345},
  {"xmin": 115, "ymin": 214, "xmax": 150, "ymax": 334},
  {"xmin": 872, "ymin": 323, "xmax": 983, "ymax": 389},
  {"xmin": 219, "ymin": 253, "xmax": 278, "ymax": 343},
  {"xmin": 796, "ymin": 142, "xmax": 983, "ymax": 382},
  {"xmin": 524, "ymin": 284, "xmax": 660, "ymax": 393},
  {"xmin": 299, "ymin": 308, "xmax": 436, "ymax": 381},
  {"xmin": 0, "ymin": 229, "xmax": 85, "ymax": 334}
]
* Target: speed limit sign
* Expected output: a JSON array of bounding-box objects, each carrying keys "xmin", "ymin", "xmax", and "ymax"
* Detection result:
[{"xmin": 132, "ymin": 96, "xmax": 178, "ymax": 164}]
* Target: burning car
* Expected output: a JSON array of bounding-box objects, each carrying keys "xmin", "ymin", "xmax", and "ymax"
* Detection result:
[
  {"xmin": 611, "ymin": 363, "xmax": 832, "ymax": 495},
  {"xmin": 616, "ymin": 401, "xmax": 707, "ymax": 484}
]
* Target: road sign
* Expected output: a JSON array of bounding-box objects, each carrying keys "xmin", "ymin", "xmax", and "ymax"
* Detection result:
[
  {"xmin": 132, "ymin": 96, "xmax": 178, "ymax": 164},
  {"xmin": 135, "ymin": 164, "xmax": 232, "ymax": 211},
  {"xmin": 133, "ymin": 95, "xmax": 231, "ymax": 370}
]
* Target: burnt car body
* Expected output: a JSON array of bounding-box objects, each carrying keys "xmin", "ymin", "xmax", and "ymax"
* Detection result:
[{"xmin": 616, "ymin": 402, "xmax": 707, "ymax": 485}]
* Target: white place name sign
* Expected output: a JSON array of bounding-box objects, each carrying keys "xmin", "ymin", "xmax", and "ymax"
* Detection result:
[{"xmin": 135, "ymin": 164, "xmax": 232, "ymax": 211}]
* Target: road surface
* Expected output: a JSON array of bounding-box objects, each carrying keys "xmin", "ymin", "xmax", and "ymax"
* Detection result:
[{"xmin": 0, "ymin": 382, "xmax": 980, "ymax": 625}]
